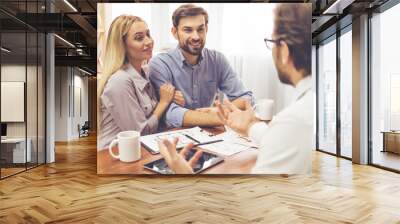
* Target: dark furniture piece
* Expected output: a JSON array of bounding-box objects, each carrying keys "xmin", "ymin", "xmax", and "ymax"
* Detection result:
[
  {"xmin": 1, "ymin": 123, "xmax": 7, "ymax": 138},
  {"xmin": 78, "ymin": 121, "xmax": 90, "ymax": 138},
  {"xmin": 382, "ymin": 131, "xmax": 400, "ymax": 155}
]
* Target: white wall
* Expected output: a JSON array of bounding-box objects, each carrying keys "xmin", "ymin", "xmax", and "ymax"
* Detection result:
[
  {"xmin": 75, "ymin": 74, "xmax": 89, "ymax": 123},
  {"xmin": 71, "ymin": 73, "xmax": 89, "ymax": 138},
  {"xmin": 55, "ymin": 67, "xmax": 89, "ymax": 141},
  {"xmin": 1, "ymin": 65, "xmax": 26, "ymax": 139},
  {"xmin": 1, "ymin": 65, "xmax": 40, "ymax": 137},
  {"xmin": 55, "ymin": 66, "xmax": 69, "ymax": 141},
  {"xmin": 1, "ymin": 64, "xmax": 46, "ymax": 163}
]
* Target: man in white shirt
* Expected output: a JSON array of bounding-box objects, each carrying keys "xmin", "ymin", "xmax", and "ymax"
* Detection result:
[{"xmin": 158, "ymin": 3, "xmax": 313, "ymax": 174}]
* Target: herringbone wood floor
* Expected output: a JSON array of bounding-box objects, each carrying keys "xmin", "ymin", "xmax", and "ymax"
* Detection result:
[{"xmin": 1, "ymin": 134, "xmax": 400, "ymax": 223}]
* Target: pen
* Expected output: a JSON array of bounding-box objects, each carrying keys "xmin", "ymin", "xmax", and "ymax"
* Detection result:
[
  {"xmin": 196, "ymin": 139, "xmax": 223, "ymax": 147},
  {"xmin": 183, "ymin": 133, "xmax": 200, "ymax": 143}
]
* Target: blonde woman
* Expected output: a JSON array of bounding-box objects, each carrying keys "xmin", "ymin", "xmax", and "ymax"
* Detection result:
[{"xmin": 98, "ymin": 15, "xmax": 184, "ymax": 150}]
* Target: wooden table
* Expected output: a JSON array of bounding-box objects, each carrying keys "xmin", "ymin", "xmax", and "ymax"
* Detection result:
[{"xmin": 97, "ymin": 127, "xmax": 258, "ymax": 174}]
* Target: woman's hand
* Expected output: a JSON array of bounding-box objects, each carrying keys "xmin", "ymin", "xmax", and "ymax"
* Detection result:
[
  {"xmin": 173, "ymin": 91, "xmax": 185, "ymax": 107},
  {"xmin": 159, "ymin": 83, "xmax": 175, "ymax": 105}
]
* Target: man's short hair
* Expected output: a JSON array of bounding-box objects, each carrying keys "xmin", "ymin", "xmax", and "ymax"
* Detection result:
[
  {"xmin": 172, "ymin": 4, "xmax": 209, "ymax": 28},
  {"xmin": 274, "ymin": 4, "xmax": 311, "ymax": 76}
]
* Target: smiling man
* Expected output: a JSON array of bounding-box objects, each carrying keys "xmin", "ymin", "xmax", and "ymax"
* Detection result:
[{"xmin": 149, "ymin": 4, "xmax": 253, "ymax": 128}]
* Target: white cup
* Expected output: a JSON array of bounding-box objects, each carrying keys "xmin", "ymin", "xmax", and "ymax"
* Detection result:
[
  {"xmin": 108, "ymin": 131, "xmax": 141, "ymax": 162},
  {"xmin": 254, "ymin": 99, "xmax": 274, "ymax": 121}
]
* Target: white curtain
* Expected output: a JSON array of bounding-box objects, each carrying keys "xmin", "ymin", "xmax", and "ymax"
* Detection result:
[{"xmin": 101, "ymin": 3, "xmax": 297, "ymax": 113}]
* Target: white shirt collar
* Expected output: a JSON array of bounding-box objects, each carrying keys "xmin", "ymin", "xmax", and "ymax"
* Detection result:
[{"xmin": 294, "ymin": 76, "xmax": 312, "ymax": 101}]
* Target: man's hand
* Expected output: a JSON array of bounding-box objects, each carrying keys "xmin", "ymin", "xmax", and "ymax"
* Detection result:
[
  {"xmin": 216, "ymin": 99, "xmax": 259, "ymax": 136},
  {"xmin": 157, "ymin": 137, "xmax": 203, "ymax": 174}
]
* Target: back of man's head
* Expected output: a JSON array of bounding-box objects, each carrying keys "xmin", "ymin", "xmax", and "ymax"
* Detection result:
[{"xmin": 274, "ymin": 4, "xmax": 311, "ymax": 76}]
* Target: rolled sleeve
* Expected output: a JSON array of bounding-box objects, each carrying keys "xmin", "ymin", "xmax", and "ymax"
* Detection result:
[
  {"xmin": 239, "ymin": 94, "xmax": 255, "ymax": 105},
  {"xmin": 217, "ymin": 52, "xmax": 254, "ymax": 105},
  {"xmin": 165, "ymin": 102, "xmax": 189, "ymax": 128},
  {"xmin": 248, "ymin": 122, "xmax": 269, "ymax": 145}
]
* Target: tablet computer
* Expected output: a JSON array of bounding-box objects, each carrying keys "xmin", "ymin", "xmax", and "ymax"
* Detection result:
[{"xmin": 143, "ymin": 148, "xmax": 224, "ymax": 174}]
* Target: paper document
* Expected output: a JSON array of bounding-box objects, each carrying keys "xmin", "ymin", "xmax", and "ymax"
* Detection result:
[
  {"xmin": 141, "ymin": 127, "xmax": 222, "ymax": 154},
  {"xmin": 200, "ymin": 141, "xmax": 249, "ymax": 157},
  {"xmin": 218, "ymin": 131, "xmax": 259, "ymax": 148},
  {"xmin": 200, "ymin": 130, "xmax": 258, "ymax": 156}
]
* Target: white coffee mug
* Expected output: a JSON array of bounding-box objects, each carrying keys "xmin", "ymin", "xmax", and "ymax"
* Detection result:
[
  {"xmin": 109, "ymin": 131, "xmax": 141, "ymax": 162},
  {"xmin": 254, "ymin": 99, "xmax": 274, "ymax": 121}
]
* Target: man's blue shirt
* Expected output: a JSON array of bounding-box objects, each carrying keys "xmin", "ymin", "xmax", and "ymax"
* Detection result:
[{"xmin": 149, "ymin": 46, "xmax": 253, "ymax": 128}]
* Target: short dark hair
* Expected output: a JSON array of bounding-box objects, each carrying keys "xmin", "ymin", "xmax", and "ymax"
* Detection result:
[
  {"xmin": 274, "ymin": 4, "xmax": 311, "ymax": 76},
  {"xmin": 172, "ymin": 4, "xmax": 209, "ymax": 28}
]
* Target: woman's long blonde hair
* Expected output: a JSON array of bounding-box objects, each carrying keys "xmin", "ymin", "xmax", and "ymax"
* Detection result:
[{"xmin": 97, "ymin": 15, "xmax": 144, "ymax": 132}]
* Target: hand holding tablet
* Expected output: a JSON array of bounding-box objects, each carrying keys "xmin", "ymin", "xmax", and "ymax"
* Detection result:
[{"xmin": 144, "ymin": 138, "xmax": 224, "ymax": 174}]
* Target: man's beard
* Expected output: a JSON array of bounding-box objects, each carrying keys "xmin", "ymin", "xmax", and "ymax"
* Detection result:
[
  {"xmin": 180, "ymin": 37, "xmax": 204, "ymax": 56},
  {"xmin": 277, "ymin": 68, "xmax": 292, "ymax": 85},
  {"xmin": 274, "ymin": 53, "xmax": 292, "ymax": 85}
]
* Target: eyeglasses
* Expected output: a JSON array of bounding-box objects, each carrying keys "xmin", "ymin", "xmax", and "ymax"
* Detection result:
[{"xmin": 264, "ymin": 38, "xmax": 282, "ymax": 50}]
